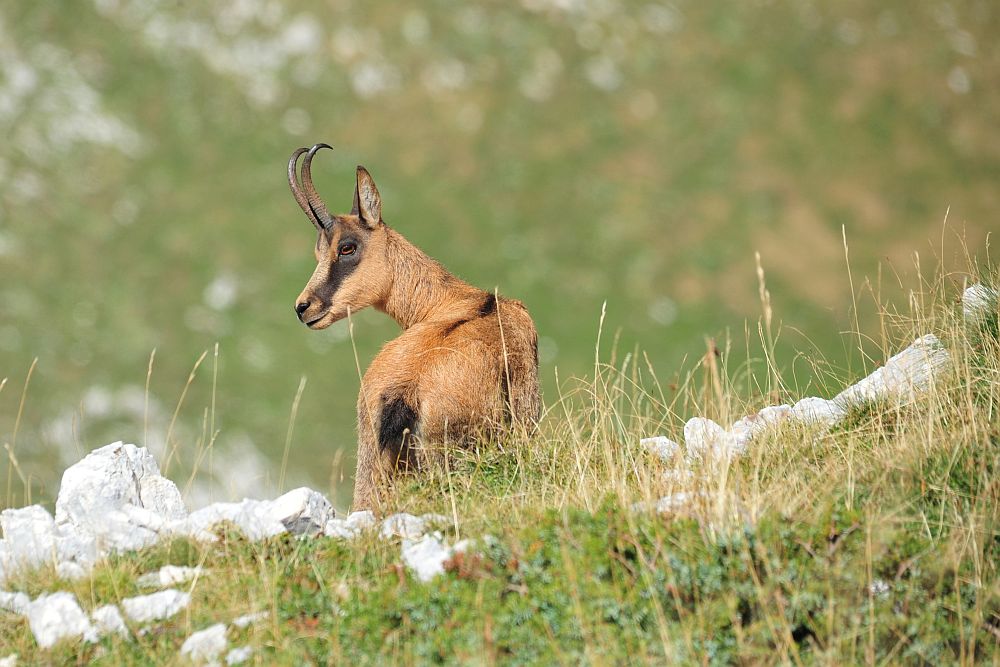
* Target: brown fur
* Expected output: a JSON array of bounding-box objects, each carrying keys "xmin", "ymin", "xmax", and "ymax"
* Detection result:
[{"xmin": 289, "ymin": 149, "xmax": 540, "ymax": 511}]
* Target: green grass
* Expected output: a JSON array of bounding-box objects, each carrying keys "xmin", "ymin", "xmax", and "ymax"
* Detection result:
[
  {"xmin": 1, "ymin": 268, "xmax": 997, "ymax": 664},
  {"xmin": 2, "ymin": 1, "xmax": 999, "ymax": 507}
]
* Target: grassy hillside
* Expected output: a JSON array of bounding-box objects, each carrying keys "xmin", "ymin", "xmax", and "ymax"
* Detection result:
[
  {"xmin": 1, "ymin": 269, "xmax": 996, "ymax": 664},
  {"xmin": 2, "ymin": 0, "xmax": 999, "ymax": 508}
]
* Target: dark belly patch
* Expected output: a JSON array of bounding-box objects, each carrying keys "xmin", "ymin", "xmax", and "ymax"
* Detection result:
[{"xmin": 378, "ymin": 393, "xmax": 418, "ymax": 468}]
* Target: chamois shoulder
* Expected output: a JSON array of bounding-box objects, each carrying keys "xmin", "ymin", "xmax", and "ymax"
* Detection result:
[{"xmin": 438, "ymin": 291, "xmax": 533, "ymax": 337}]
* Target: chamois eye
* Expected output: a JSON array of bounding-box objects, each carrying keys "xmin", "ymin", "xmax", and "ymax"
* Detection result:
[{"xmin": 339, "ymin": 243, "xmax": 357, "ymax": 256}]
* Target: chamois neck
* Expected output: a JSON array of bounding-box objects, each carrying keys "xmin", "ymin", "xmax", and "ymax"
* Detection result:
[{"xmin": 379, "ymin": 227, "xmax": 481, "ymax": 329}]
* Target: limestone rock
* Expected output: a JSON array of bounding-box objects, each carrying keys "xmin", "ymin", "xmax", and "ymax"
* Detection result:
[
  {"xmin": 324, "ymin": 510, "xmax": 376, "ymax": 539},
  {"xmin": 55, "ymin": 561, "xmax": 88, "ymax": 581},
  {"xmin": 226, "ymin": 646, "xmax": 253, "ymax": 665},
  {"xmin": 55, "ymin": 442, "xmax": 185, "ymax": 528},
  {"xmin": 180, "ymin": 623, "xmax": 228, "ymax": 665},
  {"xmin": 380, "ymin": 513, "xmax": 448, "ymax": 540},
  {"xmin": 790, "ymin": 397, "xmax": 848, "ymax": 429},
  {"xmin": 684, "ymin": 417, "xmax": 741, "ymax": 460},
  {"xmin": 655, "ymin": 492, "xmax": 698, "ymax": 513},
  {"xmin": 963, "ymin": 283, "xmax": 996, "ymax": 320},
  {"xmin": 55, "ymin": 528, "xmax": 100, "ymax": 569},
  {"xmin": 137, "ymin": 565, "xmax": 205, "ymax": 588},
  {"xmin": 91, "ymin": 604, "xmax": 129, "ymax": 639},
  {"xmin": 0, "ymin": 505, "xmax": 57, "ymax": 572},
  {"xmin": 178, "ymin": 488, "xmax": 333, "ymax": 542},
  {"xmin": 640, "ymin": 436, "xmax": 681, "ymax": 461},
  {"xmin": 121, "ymin": 589, "xmax": 190, "ymax": 623},
  {"xmin": 232, "ymin": 611, "xmax": 267, "ymax": 629},
  {"xmin": 268, "ymin": 487, "xmax": 334, "ymax": 536},
  {"xmin": 180, "ymin": 499, "xmax": 287, "ymax": 542},
  {"xmin": 54, "ymin": 442, "xmax": 185, "ymax": 554},
  {"xmin": 25, "ymin": 592, "xmax": 97, "ymax": 648},
  {"xmin": 835, "ymin": 335, "xmax": 951, "ymax": 408},
  {"xmin": 401, "ymin": 533, "xmax": 454, "ymax": 582},
  {"xmin": 0, "ymin": 590, "xmax": 30, "ymax": 614}
]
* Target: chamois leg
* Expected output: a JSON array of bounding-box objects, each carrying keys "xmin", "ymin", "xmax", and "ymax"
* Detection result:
[
  {"xmin": 352, "ymin": 391, "xmax": 386, "ymax": 512},
  {"xmin": 352, "ymin": 386, "xmax": 419, "ymax": 512}
]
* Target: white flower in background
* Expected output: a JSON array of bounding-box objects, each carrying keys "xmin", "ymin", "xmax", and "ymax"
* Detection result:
[
  {"xmin": 947, "ymin": 66, "xmax": 970, "ymax": 95},
  {"xmin": 519, "ymin": 49, "xmax": 563, "ymax": 102},
  {"xmin": 584, "ymin": 56, "xmax": 622, "ymax": 92},
  {"xmin": 204, "ymin": 273, "xmax": 239, "ymax": 311},
  {"xmin": 421, "ymin": 59, "xmax": 468, "ymax": 93},
  {"xmin": 350, "ymin": 62, "xmax": 401, "ymax": 99}
]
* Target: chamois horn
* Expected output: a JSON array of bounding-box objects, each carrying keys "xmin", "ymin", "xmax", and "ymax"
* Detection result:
[
  {"xmin": 287, "ymin": 144, "xmax": 334, "ymax": 231},
  {"xmin": 288, "ymin": 147, "xmax": 324, "ymax": 232},
  {"xmin": 300, "ymin": 143, "xmax": 335, "ymax": 230}
]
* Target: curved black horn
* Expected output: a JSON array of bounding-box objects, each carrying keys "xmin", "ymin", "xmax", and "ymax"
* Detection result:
[
  {"xmin": 287, "ymin": 147, "xmax": 324, "ymax": 232},
  {"xmin": 301, "ymin": 143, "xmax": 335, "ymax": 230}
]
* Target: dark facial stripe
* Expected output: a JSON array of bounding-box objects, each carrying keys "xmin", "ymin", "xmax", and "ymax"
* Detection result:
[{"xmin": 315, "ymin": 229, "xmax": 362, "ymax": 305}]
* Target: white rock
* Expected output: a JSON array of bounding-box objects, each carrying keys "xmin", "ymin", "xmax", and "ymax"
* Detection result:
[
  {"xmin": 684, "ymin": 417, "xmax": 741, "ymax": 460},
  {"xmin": 226, "ymin": 646, "xmax": 253, "ymax": 665},
  {"xmin": 121, "ymin": 589, "xmax": 190, "ymax": 623},
  {"xmin": 91, "ymin": 604, "xmax": 129, "ymax": 638},
  {"xmin": 25, "ymin": 592, "xmax": 97, "ymax": 648},
  {"xmin": 120, "ymin": 503, "xmax": 172, "ymax": 533},
  {"xmin": 757, "ymin": 404, "xmax": 793, "ymax": 427},
  {"xmin": 268, "ymin": 487, "xmax": 334, "ymax": 535},
  {"xmin": 452, "ymin": 538, "xmax": 475, "ymax": 554},
  {"xmin": 0, "ymin": 653, "xmax": 15, "ymax": 667},
  {"xmin": 401, "ymin": 533, "xmax": 454, "ymax": 582},
  {"xmin": 137, "ymin": 565, "xmax": 205, "ymax": 588},
  {"xmin": 176, "ymin": 488, "xmax": 332, "ymax": 542},
  {"xmin": 180, "ymin": 623, "xmax": 228, "ymax": 664},
  {"xmin": 54, "ymin": 442, "xmax": 186, "ymax": 554},
  {"xmin": 963, "ymin": 283, "xmax": 996, "ymax": 319},
  {"xmin": 56, "ymin": 531, "xmax": 100, "ymax": 569},
  {"xmin": 347, "ymin": 510, "xmax": 377, "ymax": 530},
  {"xmin": 728, "ymin": 404, "xmax": 792, "ymax": 451},
  {"xmin": 654, "ymin": 492, "xmax": 697, "ymax": 513},
  {"xmin": 380, "ymin": 513, "xmax": 428, "ymax": 540},
  {"xmin": 81, "ymin": 513, "xmax": 160, "ymax": 554},
  {"xmin": 0, "ymin": 505, "xmax": 57, "ymax": 571},
  {"xmin": 323, "ymin": 519, "xmax": 355, "ymax": 539},
  {"xmin": 55, "ymin": 442, "xmax": 186, "ymax": 530},
  {"xmin": 640, "ymin": 436, "xmax": 681, "ymax": 461},
  {"xmin": 324, "ymin": 510, "xmax": 377, "ymax": 539},
  {"xmin": 790, "ymin": 397, "xmax": 848, "ymax": 429},
  {"xmin": 179, "ymin": 499, "xmax": 287, "ymax": 542},
  {"xmin": 869, "ymin": 579, "xmax": 890, "ymax": 599},
  {"xmin": 56, "ymin": 561, "xmax": 88, "ymax": 581},
  {"xmin": 0, "ymin": 590, "xmax": 30, "ymax": 614},
  {"xmin": 728, "ymin": 416, "xmax": 756, "ymax": 451},
  {"xmin": 835, "ymin": 335, "xmax": 951, "ymax": 408},
  {"xmin": 232, "ymin": 610, "xmax": 267, "ymax": 629}
]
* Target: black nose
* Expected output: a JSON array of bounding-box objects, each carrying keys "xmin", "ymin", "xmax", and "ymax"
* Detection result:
[{"xmin": 295, "ymin": 301, "xmax": 310, "ymax": 316}]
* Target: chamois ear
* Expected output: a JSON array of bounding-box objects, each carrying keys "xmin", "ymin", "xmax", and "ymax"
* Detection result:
[{"xmin": 354, "ymin": 166, "xmax": 382, "ymax": 227}]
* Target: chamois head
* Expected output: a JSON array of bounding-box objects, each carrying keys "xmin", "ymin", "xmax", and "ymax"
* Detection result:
[{"xmin": 288, "ymin": 144, "xmax": 388, "ymax": 329}]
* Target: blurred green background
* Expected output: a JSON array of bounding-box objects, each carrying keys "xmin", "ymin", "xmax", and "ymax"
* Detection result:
[{"xmin": 1, "ymin": 0, "xmax": 995, "ymax": 509}]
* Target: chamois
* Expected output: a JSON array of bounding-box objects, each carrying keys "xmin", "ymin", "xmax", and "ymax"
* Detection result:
[{"xmin": 288, "ymin": 144, "xmax": 540, "ymax": 511}]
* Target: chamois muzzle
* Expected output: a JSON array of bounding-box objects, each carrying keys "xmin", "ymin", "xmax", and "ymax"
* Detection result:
[{"xmin": 287, "ymin": 143, "xmax": 335, "ymax": 231}]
